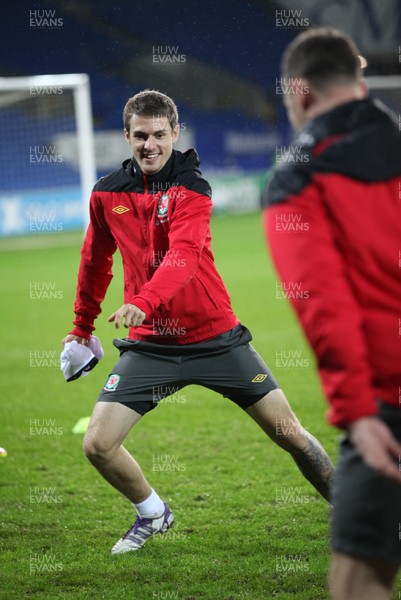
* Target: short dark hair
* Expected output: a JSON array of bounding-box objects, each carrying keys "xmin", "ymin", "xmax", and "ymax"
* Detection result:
[
  {"xmin": 123, "ymin": 90, "xmax": 179, "ymax": 133},
  {"xmin": 281, "ymin": 27, "xmax": 362, "ymax": 91}
]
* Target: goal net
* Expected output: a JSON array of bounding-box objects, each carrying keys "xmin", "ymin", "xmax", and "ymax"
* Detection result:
[{"xmin": 0, "ymin": 74, "xmax": 96, "ymax": 237}]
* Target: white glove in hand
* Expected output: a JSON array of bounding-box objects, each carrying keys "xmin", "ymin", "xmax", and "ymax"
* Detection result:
[
  {"xmin": 88, "ymin": 335, "xmax": 104, "ymax": 360},
  {"xmin": 60, "ymin": 336, "xmax": 103, "ymax": 382}
]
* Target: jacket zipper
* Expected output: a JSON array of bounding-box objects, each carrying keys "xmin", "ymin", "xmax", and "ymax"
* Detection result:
[{"xmin": 142, "ymin": 173, "xmax": 151, "ymax": 279}]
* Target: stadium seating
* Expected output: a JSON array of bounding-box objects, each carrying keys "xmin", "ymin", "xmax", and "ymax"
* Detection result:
[{"xmin": 0, "ymin": 0, "xmax": 293, "ymax": 183}]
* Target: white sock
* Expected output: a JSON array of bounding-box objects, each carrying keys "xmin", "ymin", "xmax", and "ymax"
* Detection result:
[{"xmin": 133, "ymin": 489, "xmax": 165, "ymax": 519}]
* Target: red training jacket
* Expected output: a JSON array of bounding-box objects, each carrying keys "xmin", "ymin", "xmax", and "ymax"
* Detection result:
[
  {"xmin": 263, "ymin": 99, "xmax": 401, "ymax": 428},
  {"xmin": 70, "ymin": 149, "xmax": 239, "ymax": 344}
]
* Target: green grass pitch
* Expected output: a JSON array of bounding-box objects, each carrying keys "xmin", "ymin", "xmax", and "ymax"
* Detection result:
[{"xmin": 1, "ymin": 212, "xmax": 395, "ymax": 599}]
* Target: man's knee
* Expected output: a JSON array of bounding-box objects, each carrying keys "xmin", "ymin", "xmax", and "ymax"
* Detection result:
[
  {"xmin": 82, "ymin": 401, "xmax": 141, "ymax": 462},
  {"xmin": 83, "ymin": 431, "xmax": 118, "ymax": 463}
]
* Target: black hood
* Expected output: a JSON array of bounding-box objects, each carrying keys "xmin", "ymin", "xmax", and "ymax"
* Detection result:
[
  {"xmin": 263, "ymin": 98, "xmax": 401, "ymax": 207},
  {"xmin": 94, "ymin": 148, "xmax": 211, "ymax": 197},
  {"xmin": 299, "ymin": 98, "xmax": 401, "ymax": 181}
]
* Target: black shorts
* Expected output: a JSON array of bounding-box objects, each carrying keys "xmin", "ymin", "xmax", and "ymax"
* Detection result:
[
  {"xmin": 97, "ymin": 324, "xmax": 279, "ymax": 415},
  {"xmin": 331, "ymin": 402, "xmax": 401, "ymax": 563}
]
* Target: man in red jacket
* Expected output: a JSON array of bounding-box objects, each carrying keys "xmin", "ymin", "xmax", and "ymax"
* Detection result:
[
  {"xmin": 63, "ymin": 90, "xmax": 333, "ymax": 555},
  {"xmin": 263, "ymin": 28, "xmax": 401, "ymax": 600}
]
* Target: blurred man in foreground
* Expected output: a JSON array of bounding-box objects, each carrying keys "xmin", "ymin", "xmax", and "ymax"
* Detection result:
[{"xmin": 263, "ymin": 27, "xmax": 401, "ymax": 600}]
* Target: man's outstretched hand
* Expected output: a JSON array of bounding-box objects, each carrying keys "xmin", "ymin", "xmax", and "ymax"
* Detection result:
[
  {"xmin": 348, "ymin": 416, "xmax": 401, "ymax": 484},
  {"xmin": 108, "ymin": 304, "xmax": 146, "ymax": 329},
  {"xmin": 61, "ymin": 303, "xmax": 145, "ymax": 347}
]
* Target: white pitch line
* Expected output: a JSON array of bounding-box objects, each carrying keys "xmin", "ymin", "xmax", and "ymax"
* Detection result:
[{"xmin": 0, "ymin": 233, "xmax": 83, "ymax": 252}]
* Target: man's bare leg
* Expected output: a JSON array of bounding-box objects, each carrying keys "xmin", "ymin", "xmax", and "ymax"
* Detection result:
[
  {"xmin": 330, "ymin": 552, "xmax": 399, "ymax": 600},
  {"xmin": 83, "ymin": 401, "xmax": 151, "ymax": 503},
  {"xmin": 246, "ymin": 389, "xmax": 334, "ymax": 501},
  {"xmin": 83, "ymin": 401, "xmax": 175, "ymax": 554}
]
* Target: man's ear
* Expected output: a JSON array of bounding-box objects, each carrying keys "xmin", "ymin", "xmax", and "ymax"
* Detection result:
[
  {"xmin": 124, "ymin": 128, "xmax": 130, "ymax": 143},
  {"xmin": 300, "ymin": 85, "xmax": 316, "ymax": 111}
]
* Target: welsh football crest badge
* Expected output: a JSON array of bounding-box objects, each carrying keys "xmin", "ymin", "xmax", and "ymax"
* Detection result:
[
  {"xmin": 104, "ymin": 373, "xmax": 120, "ymax": 391},
  {"xmin": 156, "ymin": 194, "xmax": 169, "ymax": 223}
]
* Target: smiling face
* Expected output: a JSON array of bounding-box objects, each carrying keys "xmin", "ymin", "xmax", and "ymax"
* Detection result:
[{"xmin": 125, "ymin": 114, "xmax": 179, "ymax": 175}]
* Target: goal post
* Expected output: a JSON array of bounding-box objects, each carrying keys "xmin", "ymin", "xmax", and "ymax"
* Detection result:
[{"xmin": 0, "ymin": 73, "xmax": 96, "ymax": 236}]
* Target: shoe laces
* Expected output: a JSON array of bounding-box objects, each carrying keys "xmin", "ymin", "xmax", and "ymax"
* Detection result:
[{"xmin": 123, "ymin": 516, "xmax": 155, "ymax": 542}]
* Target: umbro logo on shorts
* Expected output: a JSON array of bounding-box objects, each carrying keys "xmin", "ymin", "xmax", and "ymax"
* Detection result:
[
  {"xmin": 112, "ymin": 205, "xmax": 130, "ymax": 214},
  {"xmin": 252, "ymin": 374, "xmax": 268, "ymax": 382}
]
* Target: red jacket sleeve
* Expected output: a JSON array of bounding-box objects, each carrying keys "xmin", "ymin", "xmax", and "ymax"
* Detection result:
[
  {"xmin": 265, "ymin": 185, "xmax": 377, "ymax": 429},
  {"xmin": 130, "ymin": 190, "xmax": 212, "ymax": 316},
  {"xmin": 70, "ymin": 192, "xmax": 117, "ymax": 338}
]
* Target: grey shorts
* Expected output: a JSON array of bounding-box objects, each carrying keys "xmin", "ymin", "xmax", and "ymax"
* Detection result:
[
  {"xmin": 331, "ymin": 402, "xmax": 401, "ymax": 563},
  {"xmin": 97, "ymin": 324, "xmax": 279, "ymax": 415}
]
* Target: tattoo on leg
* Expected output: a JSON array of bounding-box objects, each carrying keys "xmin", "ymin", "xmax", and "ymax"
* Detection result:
[{"xmin": 290, "ymin": 434, "xmax": 334, "ymax": 502}]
